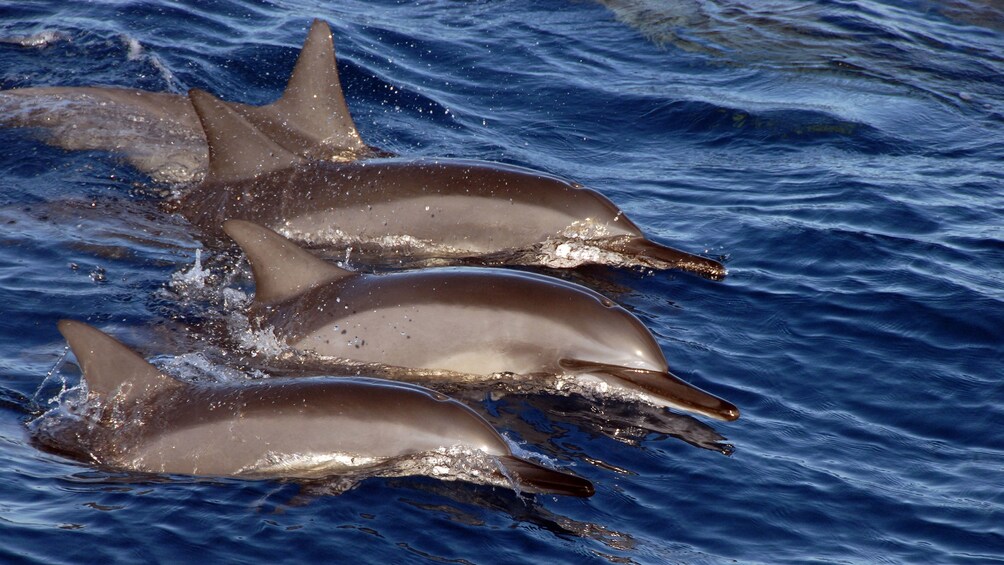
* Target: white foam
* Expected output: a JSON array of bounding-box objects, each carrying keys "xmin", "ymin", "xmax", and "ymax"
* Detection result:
[
  {"xmin": 278, "ymin": 223, "xmax": 461, "ymax": 257},
  {"xmin": 535, "ymin": 238, "xmax": 636, "ymax": 269},
  {"xmin": 226, "ymin": 314, "xmax": 285, "ymax": 358},
  {"xmin": 120, "ymin": 34, "xmax": 178, "ymax": 87},
  {"xmin": 237, "ymin": 445, "xmax": 515, "ymax": 492},
  {"xmin": 158, "ymin": 352, "xmax": 246, "ymax": 384},
  {"xmin": 552, "ymin": 372, "xmax": 665, "ymax": 408},
  {"xmin": 171, "ymin": 249, "xmax": 210, "ymax": 290},
  {"xmin": 239, "ymin": 451, "xmax": 383, "ymax": 477},
  {"xmin": 124, "ymin": 36, "xmax": 143, "ymax": 60}
]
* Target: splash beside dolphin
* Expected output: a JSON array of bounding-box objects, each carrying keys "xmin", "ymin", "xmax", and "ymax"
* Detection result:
[
  {"xmin": 32, "ymin": 320, "xmax": 593, "ymax": 497},
  {"xmin": 224, "ymin": 220, "xmax": 739, "ymax": 421}
]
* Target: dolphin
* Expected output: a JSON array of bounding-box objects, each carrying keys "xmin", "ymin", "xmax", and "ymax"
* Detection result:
[
  {"xmin": 224, "ymin": 220, "xmax": 739, "ymax": 421},
  {"xmin": 0, "ymin": 20, "xmax": 379, "ymax": 183},
  {"xmin": 177, "ymin": 80, "xmax": 726, "ymax": 277},
  {"xmin": 34, "ymin": 320, "xmax": 593, "ymax": 497},
  {"xmin": 0, "ymin": 86, "xmax": 207, "ymax": 183}
]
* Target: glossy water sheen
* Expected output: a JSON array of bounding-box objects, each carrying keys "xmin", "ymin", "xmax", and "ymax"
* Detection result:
[{"xmin": 2, "ymin": 1, "xmax": 1002, "ymax": 563}]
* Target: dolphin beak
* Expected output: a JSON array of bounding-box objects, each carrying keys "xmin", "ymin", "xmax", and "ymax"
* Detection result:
[
  {"xmin": 559, "ymin": 359, "xmax": 740, "ymax": 421},
  {"xmin": 610, "ymin": 237, "xmax": 726, "ymax": 280},
  {"xmin": 637, "ymin": 368, "xmax": 741, "ymax": 422}
]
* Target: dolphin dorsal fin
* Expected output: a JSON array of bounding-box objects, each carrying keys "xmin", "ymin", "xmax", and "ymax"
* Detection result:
[
  {"xmin": 223, "ymin": 219, "xmax": 355, "ymax": 305},
  {"xmin": 57, "ymin": 320, "xmax": 179, "ymax": 405},
  {"xmin": 235, "ymin": 19, "xmax": 367, "ymax": 160},
  {"xmin": 188, "ymin": 88, "xmax": 303, "ymax": 184}
]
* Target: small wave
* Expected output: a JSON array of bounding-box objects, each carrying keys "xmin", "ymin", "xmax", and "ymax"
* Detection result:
[
  {"xmin": 119, "ymin": 34, "xmax": 179, "ymax": 90},
  {"xmin": 230, "ymin": 319, "xmax": 287, "ymax": 359},
  {"xmin": 156, "ymin": 352, "xmax": 249, "ymax": 384}
]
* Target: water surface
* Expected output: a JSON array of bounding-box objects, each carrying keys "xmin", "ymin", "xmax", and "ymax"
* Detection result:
[{"xmin": 1, "ymin": 1, "xmax": 1002, "ymax": 563}]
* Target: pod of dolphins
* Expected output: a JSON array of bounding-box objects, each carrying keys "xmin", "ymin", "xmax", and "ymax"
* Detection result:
[{"xmin": 8, "ymin": 20, "xmax": 740, "ymax": 498}]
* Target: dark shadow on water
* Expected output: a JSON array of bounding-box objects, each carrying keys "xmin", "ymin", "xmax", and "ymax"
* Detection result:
[
  {"xmin": 290, "ymin": 476, "xmax": 638, "ymax": 558},
  {"xmin": 0, "ymin": 386, "xmax": 33, "ymax": 416},
  {"xmin": 471, "ymin": 390, "xmax": 735, "ymax": 457}
]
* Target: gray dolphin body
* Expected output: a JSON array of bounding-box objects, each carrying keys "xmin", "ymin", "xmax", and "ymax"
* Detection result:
[
  {"xmin": 179, "ymin": 144, "xmax": 723, "ymax": 274},
  {"xmin": 37, "ymin": 320, "xmax": 593, "ymax": 496},
  {"xmin": 0, "ymin": 86, "xmax": 207, "ymax": 182},
  {"xmin": 225, "ymin": 220, "xmax": 739, "ymax": 421}
]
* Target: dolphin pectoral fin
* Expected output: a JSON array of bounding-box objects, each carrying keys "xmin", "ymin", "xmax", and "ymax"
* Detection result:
[
  {"xmin": 610, "ymin": 237, "xmax": 726, "ymax": 280},
  {"xmin": 558, "ymin": 359, "xmax": 740, "ymax": 421},
  {"xmin": 188, "ymin": 89, "xmax": 303, "ymax": 184},
  {"xmin": 223, "ymin": 220, "xmax": 355, "ymax": 305},
  {"xmin": 499, "ymin": 455, "xmax": 594, "ymax": 498},
  {"xmin": 57, "ymin": 320, "xmax": 180, "ymax": 405},
  {"xmin": 233, "ymin": 19, "xmax": 370, "ymax": 160}
]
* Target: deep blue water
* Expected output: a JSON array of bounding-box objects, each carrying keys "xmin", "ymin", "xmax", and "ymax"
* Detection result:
[{"xmin": 2, "ymin": 1, "xmax": 1003, "ymax": 563}]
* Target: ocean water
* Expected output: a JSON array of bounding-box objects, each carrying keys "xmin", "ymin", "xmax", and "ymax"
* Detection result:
[{"xmin": 1, "ymin": 1, "xmax": 1002, "ymax": 563}]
